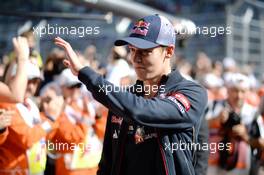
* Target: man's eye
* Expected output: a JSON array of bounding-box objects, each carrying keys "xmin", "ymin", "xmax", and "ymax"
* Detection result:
[
  {"xmin": 142, "ymin": 50, "xmax": 152, "ymax": 56},
  {"xmin": 129, "ymin": 48, "xmax": 136, "ymax": 53}
]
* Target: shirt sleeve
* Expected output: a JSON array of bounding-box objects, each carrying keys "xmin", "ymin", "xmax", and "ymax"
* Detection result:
[{"xmin": 78, "ymin": 67, "xmax": 208, "ymax": 129}]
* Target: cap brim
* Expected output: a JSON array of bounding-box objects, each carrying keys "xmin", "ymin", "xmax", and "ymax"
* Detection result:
[
  {"xmin": 28, "ymin": 75, "xmax": 44, "ymax": 81},
  {"xmin": 114, "ymin": 37, "xmax": 159, "ymax": 49},
  {"xmin": 65, "ymin": 82, "xmax": 82, "ymax": 88}
]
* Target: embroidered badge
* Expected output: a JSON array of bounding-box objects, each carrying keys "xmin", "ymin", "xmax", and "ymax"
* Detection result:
[
  {"xmin": 111, "ymin": 115, "xmax": 123, "ymax": 125},
  {"xmin": 167, "ymin": 92, "xmax": 191, "ymax": 111},
  {"xmin": 134, "ymin": 126, "xmax": 145, "ymax": 144},
  {"xmin": 132, "ymin": 20, "xmax": 150, "ymax": 36}
]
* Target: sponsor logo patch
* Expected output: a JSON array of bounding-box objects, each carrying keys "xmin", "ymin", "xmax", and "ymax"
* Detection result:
[
  {"xmin": 132, "ymin": 20, "xmax": 150, "ymax": 36},
  {"xmin": 167, "ymin": 92, "xmax": 191, "ymax": 111},
  {"xmin": 111, "ymin": 115, "xmax": 123, "ymax": 125},
  {"xmin": 167, "ymin": 96, "xmax": 185, "ymax": 114}
]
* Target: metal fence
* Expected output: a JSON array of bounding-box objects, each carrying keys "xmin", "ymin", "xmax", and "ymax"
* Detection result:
[{"xmin": 226, "ymin": 5, "xmax": 264, "ymax": 77}]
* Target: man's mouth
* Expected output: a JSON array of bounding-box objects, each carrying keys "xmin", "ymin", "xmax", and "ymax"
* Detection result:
[{"xmin": 135, "ymin": 66, "xmax": 145, "ymax": 70}]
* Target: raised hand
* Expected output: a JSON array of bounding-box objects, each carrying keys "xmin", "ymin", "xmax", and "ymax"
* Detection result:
[
  {"xmin": 218, "ymin": 107, "xmax": 229, "ymax": 124},
  {"xmin": 232, "ymin": 124, "xmax": 249, "ymax": 141},
  {"xmin": 54, "ymin": 37, "xmax": 84, "ymax": 75},
  {"xmin": 12, "ymin": 36, "xmax": 29, "ymax": 62}
]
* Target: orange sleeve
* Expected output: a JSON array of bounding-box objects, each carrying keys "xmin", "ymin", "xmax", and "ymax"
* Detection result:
[
  {"xmin": 40, "ymin": 112, "xmax": 59, "ymax": 141},
  {"xmin": 9, "ymin": 109, "xmax": 58, "ymax": 150},
  {"xmin": 51, "ymin": 113, "xmax": 87, "ymax": 145},
  {"xmin": 0, "ymin": 128, "xmax": 8, "ymax": 145},
  {"xmin": 94, "ymin": 106, "xmax": 108, "ymax": 140},
  {"xmin": 208, "ymin": 117, "xmax": 222, "ymax": 129}
]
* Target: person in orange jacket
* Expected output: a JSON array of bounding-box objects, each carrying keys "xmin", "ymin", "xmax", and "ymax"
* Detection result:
[
  {"xmin": 0, "ymin": 62, "xmax": 64, "ymax": 175},
  {"xmin": 0, "ymin": 110, "xmax": 12, "ymax": 145},
  {"xmin": 0, "ymin": 128, "xmax": 8, "ymax": 145},
  {"xmin": 0, "ymin": 36, "xmax": 30, "ymax": 148},
  {"xmin": 0, "ymin": 37, "xmax": 29, "ymax": 104},
  {"xmin": 47, "ymin": 68, "xmax": 102, "ymax": 175}
]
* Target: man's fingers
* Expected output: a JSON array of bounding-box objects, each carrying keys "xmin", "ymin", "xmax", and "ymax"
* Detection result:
[
  {"xmin": 18, "ymin": 37, "xmax": 22, "ymax": 44},
  {"xmin": 55, "ymin": 41, "xmax": 77, "ymax": 61},
  {"xmin": 54, "ymin": 41, "xmax": 66, "ymax": 49},
  {"xmin": 19, "ymin": 38, "xmax": 28, "ymax": 47},
  {"xmin": 54, "ymin": 37, "xmax": 68, "ymax": 47},
  {"xmin": 55, "ymin": 41, "xmax": 73, "ymax": 54},
  {"xmin": 12, "ymin": 36, "xmax": 29, "ymax": 61},
  {"xmin": 54, "ymin": 41, "xmax": 73, "ymax": 57},
  {"xmin": 54, "ymin": 36, "xmax": 83, "ymax": 75},
  {"xmin": 55, "ymin": 36, "xmax": 67, "ymax": 43},
  {"xmin": 54, "ymin": 37, "xmax": 73, "ymax": 50},
  {"xmin": 17, "ymin": 37, "xmax": 25, "ymax": 46}
]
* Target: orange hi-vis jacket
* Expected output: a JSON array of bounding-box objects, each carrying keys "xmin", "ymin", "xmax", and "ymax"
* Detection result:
[
  {"xmin": 49, "ymin": 98, "xmax": 103, "ymax": 175},
  {"xmin": 0, "ymin": 100, "xmax": 58, "ymax": 175}
]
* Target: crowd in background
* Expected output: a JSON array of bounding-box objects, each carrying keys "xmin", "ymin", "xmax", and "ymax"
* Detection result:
[{"xmin": 1, "ymin": 30, "xmax": 264, "ymax": 175}]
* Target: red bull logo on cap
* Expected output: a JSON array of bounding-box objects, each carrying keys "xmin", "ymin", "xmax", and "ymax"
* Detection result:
[{"xmin": 132, "ymin": 20, "xmax": 150, "ymax": 36}]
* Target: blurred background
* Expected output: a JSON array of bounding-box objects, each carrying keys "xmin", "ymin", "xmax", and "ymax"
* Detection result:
[{"xmin": 0, "ymin": 0, "xmax": 263, "ymax": 78}]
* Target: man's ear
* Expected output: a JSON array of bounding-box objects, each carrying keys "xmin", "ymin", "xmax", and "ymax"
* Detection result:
[{"xmin": 165, "ymin": 45, "xmax": 175, "ymax": 58}]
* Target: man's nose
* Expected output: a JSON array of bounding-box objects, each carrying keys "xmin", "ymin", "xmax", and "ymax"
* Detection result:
[{"xmin": 133, "ymin": 52, "xmax": 142, "ymax": 63}]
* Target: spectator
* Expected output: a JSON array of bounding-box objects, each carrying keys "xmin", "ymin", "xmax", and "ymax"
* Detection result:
[
  {"xmin": 47, "ymin": 68, "xmax": 102, "ymax": 175},
  {"xmin": 206, "ymin": 73, "xmax": 257, "ymax": 175},
  {"xmin": 0, "ymin": 62, "xmax": 64, "ymax": 175},
  {"xmin": 1, "ymin": 37, "xmax": 29, "ymax": 103},
  {"xmin": 106, "ymin": 46, "xmax": 131, "ymax": 86}
]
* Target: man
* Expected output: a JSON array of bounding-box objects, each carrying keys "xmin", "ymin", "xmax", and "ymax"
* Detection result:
[
  {"xmin": 206, "ymin": 73, "xmax": 257, "ymax": 175},
  {"xmin": 0, "ymin": 36, "xmax": 28, "ymax": 150},
  {"xmin": 106, "ymin": 46, "xmax": 130, "ymax": 86},
  {"xmin": 0, "ymin": 62, "xmax": 64, "ymax": 175},
  {"xmin": 7, "ymin": 30, "xmax": 43, "ymax": 68},
  {"xmin": 54, "ymin": 14, "xmax": 207, "ymax": 175},
  {"xmin": 0, "ymin": 37, "xmax": 29, "ymax": 103},
  {"xmin": 48, "ymin": 68, "xmax": 100, "ymax": 175}
]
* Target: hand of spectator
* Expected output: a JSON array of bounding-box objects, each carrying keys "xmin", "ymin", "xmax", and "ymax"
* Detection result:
[
  {"xmin": 54, "ymin": 37, "xmax": 84, "ymax": 76},
  {"xmin": 12, "ymin": 36, "xmax": 29, "ymax": 62},
  {"xmin": 257, "ymin": 138, "xmax": 264, "ymax": 148},
  {"xmin": 218, "ymin": 108, "xmax": 229, "ymax": 124},
  {"xmin": 232, "ymin": 124, "xmax": 249, "ymax": 142},
  {"xmin": 0, "ymin": 109, "xmax": 13, "ymax": 130},
  {"xmin": 249, "ymin": 138, "xmax": 264, "ymax": 148},
  {"xmin": 43, "ymin": 95, "xmax": 64, "ymax": 121}
]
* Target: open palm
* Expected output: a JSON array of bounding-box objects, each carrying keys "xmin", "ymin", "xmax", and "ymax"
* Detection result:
[{"xmin": 54, "ymin": 37, "xmax": 84, "ymax": 75}]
